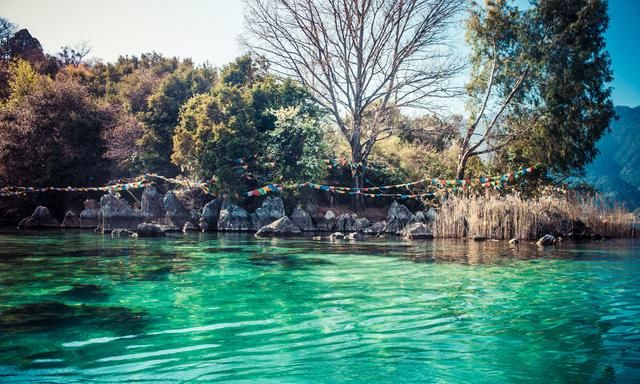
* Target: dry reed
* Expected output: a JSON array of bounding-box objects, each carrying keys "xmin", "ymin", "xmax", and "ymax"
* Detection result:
[{"xmin": 432, "ymin": 192, "xmax": 637, "ymax": 240}]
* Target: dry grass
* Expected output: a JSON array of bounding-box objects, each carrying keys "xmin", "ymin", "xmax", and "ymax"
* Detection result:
[{"xmin": 432, "ymin": 192, "xmax": 637, "ymax": 240}]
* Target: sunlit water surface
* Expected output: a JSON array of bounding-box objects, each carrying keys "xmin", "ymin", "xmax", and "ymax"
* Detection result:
[{"xmin": 0, "ymin": 231, "xmax": 639, "ymax": 383}]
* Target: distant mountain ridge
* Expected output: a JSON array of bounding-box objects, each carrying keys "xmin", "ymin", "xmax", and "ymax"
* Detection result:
[{"xmin": 585, "ymin": 105, "xmax": 640, "ymax": 210}]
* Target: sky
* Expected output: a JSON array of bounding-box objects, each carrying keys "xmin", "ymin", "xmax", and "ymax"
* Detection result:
[{"xmin": 1, "ymin": 0, "xmax": 638, "ymax": 108}]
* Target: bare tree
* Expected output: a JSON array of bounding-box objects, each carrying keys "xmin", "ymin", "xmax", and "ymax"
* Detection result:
[
  {"xmin": 244, "ymin": 0, "xmax": 465, "ymax": 210},
  {"xmin": 58, "ymin": 41, "xmax": 91, "ymax": 67}
]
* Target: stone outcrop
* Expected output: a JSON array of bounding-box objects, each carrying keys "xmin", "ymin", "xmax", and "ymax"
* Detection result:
[
  {"xmin": 140, "ymin": 185, "xmax": 164, "ymax": 220},
  {"xmin": 403, "ymin": 222, "xmax": 434, "ymax": 240},
  {"xmin": 355, "ymin": 217, "xmax": 371, "ymax": 232},
  {"xmin": 199, "ymin": 197, "xmax": 224, "ymax": 231},
  {"xmin": 251, "ymin": 197, "xmax": 285, "ymax": 230},
  {"xmin": 363, "ymin": 221, "xmax": 387, "ymax": 235},
  {"xmin": 17, "ymin": 206, "xmax": 60, "ymax": 229},
  {"xmin": 61, "ymin": 211, "xmax": 80, "ymax": 228},
  {"xmin": 255, "ymin": 216, "xmax": 302, "ymax": 237},
  {"xmin": 99, "ymin": 194, "xmax": 142, "ymax": 231},
  {"xmin": 163, "ymin": 191, "xmax": 190, "ymax": 229},
  {"xmin": 425, "ymin": 207, "xmax": 438, "ymax": 222},
  {"xmin": 290, "ymin": 205, "xmax": 314, "ymax": 231},
  {"xmin": 334, "ymin": 213, "xmax": 359, "ymax": 232},
  {"xmin": 218, "ymin": 202, "xmax": 251, "ymax": 231},
  {"xmin": 79, "ymin": 199, "xmax": 100, "ymax": 229},
  {"xmin": 316, "ymin": 210, "xmax": 337, "ymax": 232},
  {"xmin": 136, "ymin": 223, "xmax": 166, "ymax": 237},
  {"xmin": 536, "ymin": 234, "xmax": 556, "ymax": 246},
  {"xmin": 386, "ymin": 201, "xmax": 413, "ymax": 233}
]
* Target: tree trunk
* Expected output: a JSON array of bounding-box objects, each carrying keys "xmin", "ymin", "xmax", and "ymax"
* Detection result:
[
  {"xmin": 350, "ymin": 135, "xmax": 366, "ymax": 213},
  {"xmin": 456, "ymin": 151, "xmax": 469, "ymax": 180}
]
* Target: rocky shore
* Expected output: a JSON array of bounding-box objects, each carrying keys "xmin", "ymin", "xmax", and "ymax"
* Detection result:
[{"xmin": 11, "ymin": 185, "xmax": 606, "ymax": 244}]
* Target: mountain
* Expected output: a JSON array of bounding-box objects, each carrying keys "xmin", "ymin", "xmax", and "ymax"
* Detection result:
[{"xmin": 585, "ymin": 105, "xmax": 640, "ymax": 210}]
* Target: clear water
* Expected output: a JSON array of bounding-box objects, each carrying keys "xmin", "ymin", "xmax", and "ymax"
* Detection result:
[{"xmin": 0, "ymin": 232, "xmax": 638, "ymax": 383}]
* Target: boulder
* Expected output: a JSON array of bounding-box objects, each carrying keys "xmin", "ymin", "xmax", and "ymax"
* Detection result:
[
  {"xmin": 251, "ymin": 197, "xmax": 285, "ymax": 230},
  {"xmin": 346, "ymin": 232, "xmax": 359, "ymax": 240},
  {"xmin": 79, "ymin": 199, "xmax": 100, "ymax": 229},
  {"xmin": 329, "ymin": 232, "xmax": 345, "ymax": 241},
  {"xmin": 140, "ymin": 185, "xmax": 164, "ymax": 219},
  {"xmin": 509, "ymin": 238, "xmax": 519, "ymax": 245},
  {"xmin": 159, "ymin": 225, "xmax": 181, "ymax": 233},
  {"xmin": 111, "ymin": 228, "xmax": 136, "ymax": 237},
  {"xmin": 403, "ymin": 222, "xmax": 434, "ymax": 240},
  {"xmin": 61, "ymin": 211, "xmax": 80, "ymax": 228},
  {"xmin": 472, "ymin": 235, "xmax": 486, "ymax": 241},
  {"xmin": 536, "ymin": 234, "xmax": 556, "ymax": 246},
  {"xmin": 316, "ymin": 210, "xmax": 337, "ymax": 232},
  {"xmin": 425, "ymin": 207, "xmax": 438, "ymax": 222},
  {"xmin": 199, "ymin": 197, "xmax": 224, "ymax": 231},
  {"xmin": 136, "ymin": 223, "xmax": 166, "ymax": 237},
  {"xmin": 290, "ymin": 205, "xmax": 314, "ymax": 231},
  {"xmin": 99, "ymin": 194, "xmax": 142, "ymax": 231},
  {"xmin": 334, "ymin": 213, "xmax": 359, "ymax": 232},
  {"xmin": 355, "ymin": 217, "xmax": 371, "ymax": 232},
  {"xmin": 255, "ymin": 216, "xmax": 302, "ymax": 237},
  {"xmin": 386, "ymin": 201, "xmax": 413, "ymax": 233},
  {"xmin": 17, "ymin": 206, "xmax": 60, "ymax": 229},
  {"xmin": 163, "ymin": 191, "xmax": 190, "ymax": 228},
  {"xmin": 363, "ymin": 221, "xmax": 387, "ymax": 235},
  {"xmin": 409, "ymin": 211, "xmax": 427, "ymax": 225},
  {"xmin": 183, "ymin": 222, "xmax": 198, "ymax": 232},
  {"xmin": 218, "ymin": 202, "xmax": 251, "ymax": 231}
]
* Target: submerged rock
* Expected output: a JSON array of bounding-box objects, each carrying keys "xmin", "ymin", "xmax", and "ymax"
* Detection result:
[
  {"xmin": 329, "ymin": 232, "xmax": 345, "ymax": 241},
  {"xmin": 79, "ymin": 199, "xmax": 100, "ymax": 229},
  {"xmin": 255, "ymin": 216, "xmax": 301, "ymax": 237},
  {"xmin": 403, "ymin": 222, "xmax": 434, "ymax": 240},
  {"xmin": 199, "ymin": 197, "xmax": 224, "ymax": 231},
  {"xmin": 218, "ymin": 202, "xmax": 251, "ymax": 231},
  {"xmin": 290, "ymin": 205, "xmax": 314, "ymax": 231},
  {"xmin": 136, "ymin": 223, "xmax": 166, "ymax": 237},
  {"xmin": 111, "ymin": 228, "xmax": 136, "ymax": 237},
  {"xmin": 61, "ymin": 211, "xmax": 80, "ymax": 228},
  {"xmin": 17, "ymin": 206, "xmax": 60, "ymax": 229},
  {"xmin": 386, "ymin": 201, "xmax": 413, "ymax": 233},
  {"xmin": 251, "ymin": 196, "xmax": 285, "ymax": 230},
  {"xmin": 536, "ymin": 234, "xmax": 556, "ymax": 246}
]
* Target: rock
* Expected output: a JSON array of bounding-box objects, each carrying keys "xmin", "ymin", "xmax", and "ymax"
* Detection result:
[
  {"xmin": 255, "ymin": 216, "xmax": 302, "ymax": 237},
  {"xmin": 425, "ymin": 207, "xmax": 438, "ymax": 222},
  {"xmin": 363, "ymin": 221, "xmax": 387, "ymax": 235},
  {"xmin": 346, "ymin": 232, "xmax": 359, "ymax": 240},
  {"xmin": 61, "ymin": 211, "xmax": 80, "ymax": 228},
  {"xmin": 355, "ymin": 217, "xmax": 371, "ymax": 232},
  {"xmin": 218, "ymin": 202, "xmax": 251, "ymax": 231},
  {"xmin": 111, "ymin": 228, "xmax": 135, "ymax": 237},
  {"xmin": 140, "ymin": 185, "xmax": 164, "ymax": 219},
  {"xmin": 99, "ymin": 194, "xmax": 142, "ymax": 231},
  {"xmin": 290, "ymin": 205, "xmax": 314, "ymax": 231},
  {"xmin": 163, "ymin": 191, "xmax": 190, "ymax": 228},
  {"xmin": 136, "ymin": 223, "xmax": 166, "ymax": 237},
  {"xmin": 17, "ymin": 206, "xmax": 60, "ymax": 229},
  {"xmin": 386, "ymin": 201, "xmax": 413, "ymax": 233},
  {"xmin": 159, "ymin": 225, "xmax": 181, "ymax": 233},
  {"xmin": 251, "ymin": 197, "xmax": 286, "ymax": 230},
  {"xmin": 335, "ymin": 213, "xmax": 359, "ymax": 232},
  {"xmin": 473, "ymin": 235, "xmax": 486, "ymax": 241},
  {"xmin": 79, "ymin": 199, "xmax": 100, "ymax": 229},
  {"xmin": 183, "ymin": 222, "xmax": 198, "ymax": 232},
  {"xmin": 329, "ymin": 232, "xmax": 345, "ymax": 241},
  {"xmin": 316, "ymin": 210, "xmax": 337, "ymax": 232},
  {"xmin": 312, "ymin": 236, "xmax": 322, "ymax": 241},
  {"xmin": 509, "ymin": 238, "xmax": 519, "ymax": 245},
  {"xmin": 536, "ymin": 234, "xmax": 556, "ymax": 246},
  {"xmin": 199, "ymin": 197, "xmax": 224, "ymax": 231},
  {"xmin": 409, "ymin": 211, "xmax": 427, "ymax": 225},
  {"xmin": 403, "ymin": 222, "xmax": 434, "ymax": 240}
]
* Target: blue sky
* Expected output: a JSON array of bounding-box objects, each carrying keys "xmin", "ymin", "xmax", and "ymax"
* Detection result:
[{"xmin": 1, "ymin": 0, "xmax": 638, "ymax": 107}]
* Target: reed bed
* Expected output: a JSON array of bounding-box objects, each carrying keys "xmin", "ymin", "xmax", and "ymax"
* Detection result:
[{"xmin": 432, "ymin": 192, "xmax": 637, "ymax": 240}]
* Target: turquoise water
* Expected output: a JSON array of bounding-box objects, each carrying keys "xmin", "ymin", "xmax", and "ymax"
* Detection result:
[{"xmin": 0, "ymin": 232, "xmax": 639, "ymax": 383}]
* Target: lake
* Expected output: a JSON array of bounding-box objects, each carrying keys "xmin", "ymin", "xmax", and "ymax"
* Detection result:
[{"xmin": 0, "ymin": 231, "xmax": 638, "ymax": 383}]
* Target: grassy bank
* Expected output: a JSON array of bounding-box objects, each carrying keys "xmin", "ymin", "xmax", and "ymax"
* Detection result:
[{"xmin": 432, "ymin": 193, "xmax": 637, "ymax": 240}]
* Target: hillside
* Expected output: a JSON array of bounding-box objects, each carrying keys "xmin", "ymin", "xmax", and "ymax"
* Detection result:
[{"xmin": 586, "ymin": 105, "xmax": 640, "ymax": 210}]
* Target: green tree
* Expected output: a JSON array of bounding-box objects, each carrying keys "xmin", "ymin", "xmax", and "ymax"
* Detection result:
[{"xmin": 458, "ymin": 0, "xmax": 614, "ymax": 179}]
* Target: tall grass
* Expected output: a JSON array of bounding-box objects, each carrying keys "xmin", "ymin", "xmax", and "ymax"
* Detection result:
[{"xmin": 432, "ymin": 192, "xmax": 637, "ymax": 240}]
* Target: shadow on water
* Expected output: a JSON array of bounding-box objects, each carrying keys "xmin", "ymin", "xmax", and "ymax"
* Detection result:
[
  {"xmin": 248, "ymin": 253, "xmax": 336, "ymax": 269},
  {"xmin": 0, "ymin": 302, "xmax": 147, "ymax": 334},
  {"xmin": 57, "ymin": 284, "xmax": 109, "ymax": 301}
]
